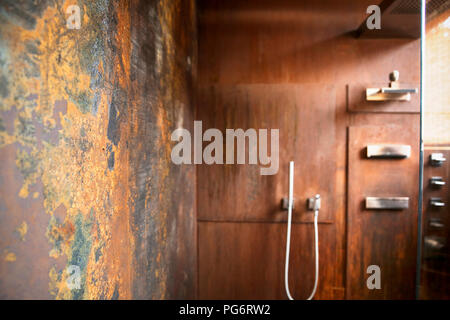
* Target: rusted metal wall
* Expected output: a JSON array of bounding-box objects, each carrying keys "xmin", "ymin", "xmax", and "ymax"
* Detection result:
[{"xmin": 0, "ymin": 0, "xmax": 197, "ymax": 299}]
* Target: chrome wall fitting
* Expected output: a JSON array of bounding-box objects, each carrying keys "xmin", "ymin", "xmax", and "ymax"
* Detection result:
[
  {"xmin": 430, "ymin": 176, "xmax": 446, "ymax": 187},
  {"xmin": 430, "ymin": 197, "xmax": 445, "ymax": 208},
  {"xmin": 365, "ymin": 197, "xmax": 409, "ymax": 210},
  {"xmin": 430, "ymin": 153, "xmax": 446, "ymax": 166},
  {"xmin": 366, "ymin": 144, "xmax": 411, "ymax": 159},
  {"xmin": 366, "ymin": 70, "xmax": 418, "ymax": 101}
]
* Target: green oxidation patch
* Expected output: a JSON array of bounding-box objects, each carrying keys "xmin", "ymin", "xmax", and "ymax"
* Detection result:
[
  {"xmin": 16, "ymin": 148, "xmax": 39, "ymax": 181},
  {"xmin": 16, "ymin": 112, "xmax": 36, "ymax": 144},
  {"xmin": 46, "ymin": 215, "xmax": 65, "ymax": 258},
  {"xmin": 69, "ymin": 212, "xmax": 93, "ymax": 300},
  {"xmin": 0, "ymin": 117, "xmax": 5, "ymax": 146},
  {"xmin": 0, "ymin": 73, "xmax": 9, "ymax": 98},
  {"xmin": 16, "ymin": 147, "xmax": 40, "ymax": 198},
  {"xmin": 46, "ymin": 210, "xmax": 94, "ymax": 299}
]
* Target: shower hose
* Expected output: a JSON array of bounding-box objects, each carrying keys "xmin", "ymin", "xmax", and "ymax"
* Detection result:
[{"xmin": 284, "ymin": 161, "xmax": 319, "ymax": 300}]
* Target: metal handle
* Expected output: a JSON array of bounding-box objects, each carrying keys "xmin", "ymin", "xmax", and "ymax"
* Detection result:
[
  {"xmin": 430, "ymin": 153, "xmax": 446, "ymax": 166},
  {"xmin": 429, "ymin": 219, "xmax": 444, "ymax": 228},
  {"xmin": 365, "ymin": 197, "xmax": 409, "ymax": 210},
  {"xmin": 366, "ymin": 144, "xmax": 411, "ymax": 159},
  {"xmin": 381, "ymin": 88, "xmax": 418, "ymax": 94},
  {"xmin": 424, "ymin": 236, "xmax": 445, "ymax": 250},
  {"xmin": 430, "ymin": 197, "xmax": 445, "ymax": 207},
  {"xmin": 430, "ymin": 177, "xmax": 446, "ymax": 186}
]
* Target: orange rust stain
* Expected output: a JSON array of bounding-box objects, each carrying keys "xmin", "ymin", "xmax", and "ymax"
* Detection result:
[
  {"xmin": 16, "ymin": 222, "xmax": 28, "ymax": 242},
  {"xmin": 81, "ymin": 0, "xmax": 134, "ymax": 300},
  {"xmin": 4, "ymin": 251, "xmax": 17, "ymax": 262}
]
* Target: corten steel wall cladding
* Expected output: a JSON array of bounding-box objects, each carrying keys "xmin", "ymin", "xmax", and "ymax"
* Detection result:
[{"xmin": 0, "ymin": 0, "xmax": 197, "ymax": 299}]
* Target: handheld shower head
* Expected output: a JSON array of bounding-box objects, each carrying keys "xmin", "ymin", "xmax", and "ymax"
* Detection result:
[{"xmin": 284, "ymin": 161, "xmax": 320, "ymax": 300}]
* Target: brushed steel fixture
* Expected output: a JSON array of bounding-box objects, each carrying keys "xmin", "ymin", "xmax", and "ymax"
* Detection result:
[
  {"xmin": 380, "ymin": 88, "xmax": 418, "ymax": 94},
  {"xmin": 366, "ymin": 71, "xmax": 418, "ymax": 101},
  {"xmin": 307, "ymin": 195, "xmax": 321, "ymax": 211},
  {"xmin": 365, "ymin": 197, "xmax": 409, "ymax": 210},
  {"xmin": 429, "ymin": 218, "xmax": 444, "ymax": 228},
  {"xmin": 430, "ymin": 176, "xmax": 446, "ymax": 186},
  {"xmin": 430, "ymin": 153, "xmax": 446, "ymax": 166},
  {"xmin": 430, "ymin": 197, "xmax": 445, "ymax": 207},
  {"xmin": 366, "ymin": 144, "xmax": 411, "ymax": 159},
  {"xmin": 424, "ymin": 236, "xmax": 445, "ymax": 250}
]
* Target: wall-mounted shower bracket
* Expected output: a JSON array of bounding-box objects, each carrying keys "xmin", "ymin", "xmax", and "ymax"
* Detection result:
[
  {"xmin": 366, "ymin": 70, "xmax": 418, "ymax": 101},
  {"xmin": 307, "ymin": 195, "xmax": 321, "ymax": 211}
]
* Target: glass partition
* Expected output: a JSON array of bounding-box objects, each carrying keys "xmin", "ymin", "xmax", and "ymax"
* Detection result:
[{"xmin": 418, "ymin": 0, "xmax": 450, "ymax": 300}]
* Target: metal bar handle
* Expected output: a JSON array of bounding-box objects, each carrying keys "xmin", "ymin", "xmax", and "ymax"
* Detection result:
[{"xmin": 365, "ymin": 197, "xmax": 409, "ymax": 210}]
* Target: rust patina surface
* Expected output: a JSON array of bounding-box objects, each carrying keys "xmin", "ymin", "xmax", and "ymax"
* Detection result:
[{"xmin": 0, "ymin": 0, "xmax": 196, "ymax": 299}]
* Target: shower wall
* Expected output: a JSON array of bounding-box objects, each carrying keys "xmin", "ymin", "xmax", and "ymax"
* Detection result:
[
  {"xmin": 197, "ymin": 0, "xmax": 420, "ymax": 299},
  {"xmin": 0, "ymin": 0, "xmax": 197, "ymax": 299}
]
